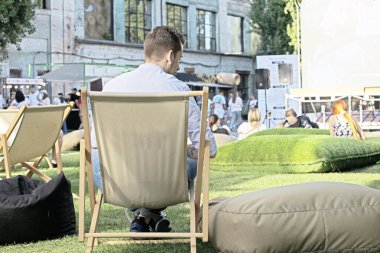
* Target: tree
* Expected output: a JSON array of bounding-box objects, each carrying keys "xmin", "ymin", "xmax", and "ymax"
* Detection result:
[
  {"xmin": 0, "ymin": 0, "xmax": 36, "ymax": 60},
  {"xmin": 251, "ymin": 0, "xmax": 294, "ymax": 55},
  {"xmin": 284, "ymin": 0, "xmax": 301, "ymax": 54}
]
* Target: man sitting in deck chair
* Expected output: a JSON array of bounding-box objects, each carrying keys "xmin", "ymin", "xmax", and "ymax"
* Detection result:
[{"xmin": 91, "ymin": 26, "xmax": 217, "ymax": 233}]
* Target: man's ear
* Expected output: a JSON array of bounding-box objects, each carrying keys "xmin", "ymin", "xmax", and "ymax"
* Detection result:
[{"xmin": 166, "ymin": 50, "xmax": 174, "ymax": 64}]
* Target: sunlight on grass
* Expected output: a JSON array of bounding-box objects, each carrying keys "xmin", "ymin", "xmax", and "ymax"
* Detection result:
[{"xmin": 1, "ymin": 150, "xmax": 380, "ymax": 252}]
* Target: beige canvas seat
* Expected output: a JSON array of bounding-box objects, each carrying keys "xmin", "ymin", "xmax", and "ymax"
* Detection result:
[
  {"xmin": 79, "ymin": 87, "xmax": 210, "ymax": 253},
  {"xmin": 0, "ymin": 104, "xmax": 73, "ymax": 182}
]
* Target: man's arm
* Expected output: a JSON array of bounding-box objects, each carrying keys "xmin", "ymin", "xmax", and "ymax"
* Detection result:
[{"xmin": 188, "ymin": 97, "xmax": 217, "ymax": 158}]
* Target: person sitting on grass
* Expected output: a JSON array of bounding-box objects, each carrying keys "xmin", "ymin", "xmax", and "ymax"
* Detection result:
[
  {"xmin": 329, "ymin": 99, "xmax": 365, "ymax": 140},
  {"xmin": 278, "ymin": 108, "xmax": 319, "ymax": 129},
  {"xmin": 208, "ymin": 114, "xmax": 231, "ymax": 135},
  {"xmin": 237, "ymin": 108, "xmax": 266, "ymax": 140}
]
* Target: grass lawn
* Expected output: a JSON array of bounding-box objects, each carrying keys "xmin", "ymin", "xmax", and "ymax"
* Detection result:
[{"xmin": 1, "ymin": 150, "xmax": 380, "ymax": 252}]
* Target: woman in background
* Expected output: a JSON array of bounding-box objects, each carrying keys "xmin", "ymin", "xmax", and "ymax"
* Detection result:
[
  {"xmin": 329, "ymin": 100, "xmax": 365, "ymax": 140},
  {"xmin": 8, "ymin": 90, "xmax": 30, "ymax": 109},
  {"xmin": 228, "ymin": 91, "xmax": 243, "ymax": 132},
  {"xmin": 237, "ymin": 108, "xmax": 266, "ymax": 140}
]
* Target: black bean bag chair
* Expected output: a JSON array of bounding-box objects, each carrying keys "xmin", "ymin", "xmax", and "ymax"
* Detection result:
[{"xmin": 0, "ymin": 173, "xmax": 76, "ymax": 245}]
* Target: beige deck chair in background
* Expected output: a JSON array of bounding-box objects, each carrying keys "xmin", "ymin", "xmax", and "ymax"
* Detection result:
[
  {"xmin": 79, "ymin": 87, "xmax": 210, "ymax": 253},
  {"xmin": 0, "ymin": 104, "xmax": 72, "ymax": 182}
]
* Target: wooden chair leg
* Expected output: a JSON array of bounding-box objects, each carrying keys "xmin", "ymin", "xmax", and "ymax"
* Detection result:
[
  {"xmin": 33, "ymin": 155, "xmax": 45, "ymax": 169},
  {"xmin": 79, "ymin": 139, "xmax": 86, "ymax": 242},
  {"xmin": 86, "ymin": 191, "xmax": 103, "ymax": 253},
  {"xmin": 85, "ymin": 149, "xmax": 96, "ymax": 214},
  {"xmin": 2, "ymin": 135, "xmax": 11, "ymax": 178},
  {"xmin": 190, "ymin": 187, "xmax": 197, "ymax": 253},
  {"xmin": 54, "ymin": 140, "xmax": 63, "ymax": 174},
  {"xmin": 27, "ymin": 155, "xmax": 46, "ymax": 178},
  {"xmin": 202, "ymin": 142, "xmax": 210, "ymax": 242},
  {"xmin": 21, "ymin": 162, "xmax": 51, "ymax": 182}
]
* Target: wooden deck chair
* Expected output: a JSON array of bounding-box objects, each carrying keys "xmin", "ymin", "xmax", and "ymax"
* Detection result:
[
  {"xmin": 79, "ymin": 87, "xmax": 210, "ymax": 253},
  {"xmin": 0, "ymin": 104, "xmax": 73, "ymax": 182}
]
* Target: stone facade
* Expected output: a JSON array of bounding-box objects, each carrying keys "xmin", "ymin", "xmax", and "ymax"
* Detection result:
[{"xmin": 2, "ymin": 0, "xmax": 256, "ymax": 99}]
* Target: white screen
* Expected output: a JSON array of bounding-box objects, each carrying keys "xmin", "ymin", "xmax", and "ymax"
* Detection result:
[{"xmin": 301, "ymin": 0, "xmax": 380, "ymax": 88}]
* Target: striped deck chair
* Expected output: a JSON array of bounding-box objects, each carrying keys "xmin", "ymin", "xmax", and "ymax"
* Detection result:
[
  {"xmin": 0, "ymin": 104, "xmax": 72, "ymax": 182},
  {"xmin": 79, "ymin": 87, "xmax": 210, "ymax": 253}
]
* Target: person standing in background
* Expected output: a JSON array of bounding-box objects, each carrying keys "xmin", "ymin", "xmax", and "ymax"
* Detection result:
[
  {"xmin": 248, "ymin": 95, "xmax": 258, "ymax": 109},
  {"xmin": 211, "ymin": 90, "xmax": 227, "ymax": 125},
  {"xmin": 53, "ymin": 92, "xmax": 68, "ymax": 134},
  {"xmin": 7, "ymin": 91, "xmax": 16, "ymax": 108},
  {"xmin": 53, "ymin": 92, "xmax": 67, "ymax": 105},
  {"xmin": 0, "ymin": 89, "xmax": 6, "ymax": 109},
  {"xmin": 228, "ymin": 91, "xmax": 243, "ymax": 132},
  {"xmin": 28, "ymin": 85, "xmax": 40, "ymax": 106},
  {"xmin": 38, "ymin": 90, "xmax": 51, "ymax": 105}
]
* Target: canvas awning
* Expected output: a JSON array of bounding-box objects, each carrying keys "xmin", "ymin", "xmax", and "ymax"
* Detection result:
[
  {"xmin": 176, "ymin": 72, "xmax": 234, "ymax": 89},
  {"xmin": 39, "ymin": 64, "xmax": 99, "ymax": 83},
  {"xmin": 187, "ymin": 82, "xmax": 232, "ymax": 88}
]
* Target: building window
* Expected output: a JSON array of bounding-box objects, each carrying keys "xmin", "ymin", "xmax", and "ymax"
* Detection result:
[
  {"xmin": 84, "ymin": 0, "xmax": 113, "ymax": 41},
  {"xmin": 125, "ymin": 0, "xmax": 152, "ymax": 44},
  {"xmin": 166, "ymin": 4, "xmax": 187, "ymax": 47},
  {"xmin": 36, "ymin": 0, "xmax": 48, "ymax": 9},
  {"xmin": 196, "ymin": 10, "xmax": 216, "ymax": 51},
  {"xmin": 227, "ymin": 15, "xmax": 243, "ymax": 53},
  {"xmin": 9, "ymin": 69, "xmax": 22, "ymax": 78}
]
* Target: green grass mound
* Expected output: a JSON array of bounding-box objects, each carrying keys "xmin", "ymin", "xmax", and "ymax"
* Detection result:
[
  {"xmin": 252, "ymin": 127, "xmax": 329, "ymax": 136},
  {"xmin": 213, "ymin": 134, "xmax": 380, "ymax": 173}
]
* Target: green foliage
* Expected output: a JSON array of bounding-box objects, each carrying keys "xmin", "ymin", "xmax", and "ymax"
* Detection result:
[
  {"xmin": 0, "ymin": 0, "xmax": 36, "ymax": 60},
  {"xmin": 251, "ymin": 0, "xmax": 294, "ymax": 55},
  {"xmin": 213, "ymin": 133, "xmax": 380, "ymax": 173},
  {"xmin": 251, "ymin": 127, "xmax": 328, "ymax": 136},
  {"xmin": 284, "ymin": 0, "xmax": 301, "ymax": 54}
]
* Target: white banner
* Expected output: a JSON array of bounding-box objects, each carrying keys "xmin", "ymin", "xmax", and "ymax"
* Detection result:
[{"xmin": 5, "ymin": 78, "xmax": 45, "ymax": 85}]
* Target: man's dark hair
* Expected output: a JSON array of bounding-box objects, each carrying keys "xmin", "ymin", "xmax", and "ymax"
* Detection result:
[
  {"xmin": 144, "ymin": 26, "xmax": 186, "ymax": 59},
  {"xmin": 209, "ymin": 114, "xmax": 219, "ymax": 125}
]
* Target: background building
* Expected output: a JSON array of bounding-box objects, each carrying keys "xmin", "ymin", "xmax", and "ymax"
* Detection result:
[{"xmin": 1, "ymin": 0, "xmax": 257, "ymax": 101}]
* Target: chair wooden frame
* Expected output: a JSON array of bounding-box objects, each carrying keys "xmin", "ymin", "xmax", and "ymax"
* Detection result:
[
  {"xmin": 79, "ymin": 87, "xmax": 210, "ymax": 253},
  {"xmin": 0, "ymin": 104, "xmax": 73, "ymax": 182}
]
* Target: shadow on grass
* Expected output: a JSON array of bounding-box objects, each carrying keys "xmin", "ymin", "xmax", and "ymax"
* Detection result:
[{"xmin": 367, "ymin": 180, "xmax": 380, "ymax": 190}]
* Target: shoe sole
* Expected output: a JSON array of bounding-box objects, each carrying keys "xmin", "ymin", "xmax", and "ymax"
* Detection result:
[{"xmin": 155, "ymin": 218, "xmax": 172, "ymax": 232}]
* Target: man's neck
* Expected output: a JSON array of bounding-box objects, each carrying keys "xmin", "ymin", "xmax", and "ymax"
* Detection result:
[{"xmin": 145, "ymin": 59, "xmax": 166, "ymax": 71}]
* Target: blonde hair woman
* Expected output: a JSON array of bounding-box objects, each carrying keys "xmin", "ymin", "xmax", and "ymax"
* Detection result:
[
  {"xmin": 329, "ymin": 100, "xmax": 365, "ymax": 140},
  {"xmin": 237, "ymin": 108, "xmax": 266, "ymax": 140}
]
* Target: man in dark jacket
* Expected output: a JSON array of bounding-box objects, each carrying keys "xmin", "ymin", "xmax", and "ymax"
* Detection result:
[{"xmin": 279, "ymin": 109, "xmax": 319, "ymax": 128}]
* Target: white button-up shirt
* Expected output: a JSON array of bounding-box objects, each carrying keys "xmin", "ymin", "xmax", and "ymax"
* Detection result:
[{"xmin": 91, "ymin": 63, "xmax": 217, "ymax": 157}]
